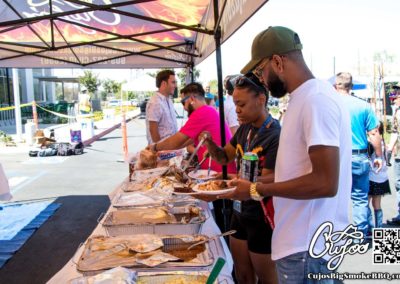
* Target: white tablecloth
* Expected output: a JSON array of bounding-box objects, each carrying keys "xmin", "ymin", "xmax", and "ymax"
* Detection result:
[{"xmin": 47, "ymin": 183, "xmax": 234, "ymax": 283}]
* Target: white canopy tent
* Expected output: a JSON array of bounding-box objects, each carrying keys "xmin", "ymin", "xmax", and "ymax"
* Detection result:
[{"xmin": 121, "ymin": 74, "xmax": 157, "ymax": 92}]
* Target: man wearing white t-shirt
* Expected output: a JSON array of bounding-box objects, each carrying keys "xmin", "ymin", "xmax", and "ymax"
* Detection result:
[{"xmin": 223, "ymin": 26, "xmax": 352, "ymax": 283}]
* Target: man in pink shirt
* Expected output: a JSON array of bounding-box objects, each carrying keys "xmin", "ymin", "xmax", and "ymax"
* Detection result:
[
  {"xmin": 147, "ymin": 82, "xmax": 235, "ymax": 231},
  {"xmin": 147, "ymin": 82, "xmax": 236, "ymax": 174}
]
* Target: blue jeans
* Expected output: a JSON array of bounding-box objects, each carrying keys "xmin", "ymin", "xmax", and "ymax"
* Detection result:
[
  {"xmin": 275, "ymin": 251, "xmax": 333, "ymax": 284},
  {"xmin": 351, "ymin": 153, "xmax": 370, "ymax": 236},
  {"xmin": 393, "ymin": 158, "xmax": 400, "ymax": 217}
]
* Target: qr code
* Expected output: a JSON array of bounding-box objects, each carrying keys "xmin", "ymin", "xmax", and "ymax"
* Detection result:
[{"xmin": 373, "ymin": 228, "xmax": 400, "ymax": 264}]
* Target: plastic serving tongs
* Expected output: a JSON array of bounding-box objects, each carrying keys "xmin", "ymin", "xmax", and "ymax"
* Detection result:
[
  {"xmin": 187, "ymin": 230, "xmax": 236, "ymax": 250},
  {"xmin": 193, "ymin": 152, "xmax": 211, "ymax": 173}
]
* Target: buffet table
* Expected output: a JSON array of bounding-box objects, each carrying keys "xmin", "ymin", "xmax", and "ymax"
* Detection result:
[{"xmin": 47, "ymin": 177, "xmax": 234, "ymax": 283}]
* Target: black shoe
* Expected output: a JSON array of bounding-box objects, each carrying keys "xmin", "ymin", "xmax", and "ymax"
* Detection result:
[{"xmin": 386, "ymin": 218, "xmax": 400, "ymax": 226}]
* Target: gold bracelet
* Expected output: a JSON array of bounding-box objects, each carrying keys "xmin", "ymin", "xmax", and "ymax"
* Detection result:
[{"xmin": 250, "ymin": 182, "xmax": 263, "ymax": 201}]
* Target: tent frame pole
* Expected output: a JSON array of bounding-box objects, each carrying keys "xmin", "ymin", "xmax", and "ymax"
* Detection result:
[{"xmin": 213, "ymin": 0, "xmax": 230, "ymax": 233}]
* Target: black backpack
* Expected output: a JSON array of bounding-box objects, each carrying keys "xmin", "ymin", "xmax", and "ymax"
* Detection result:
[{"xmin": 71, "ymin": 142, "xmax": 84, "ymax": 155}]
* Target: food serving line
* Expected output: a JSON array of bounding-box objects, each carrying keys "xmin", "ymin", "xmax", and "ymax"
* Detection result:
[{"xmin": 47, "ymin": 154, "xmax": 234, "ymax": 283}]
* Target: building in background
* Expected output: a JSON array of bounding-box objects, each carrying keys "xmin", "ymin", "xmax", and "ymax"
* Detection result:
[{"xmin": 0, "ymin": 68, "xmax": 56, "ymax": 106}]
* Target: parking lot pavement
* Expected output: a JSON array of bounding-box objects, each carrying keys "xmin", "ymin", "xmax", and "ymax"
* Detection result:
[{"xmin": 0, "ymin": 109, "xmax": 140, "ymax": 154}]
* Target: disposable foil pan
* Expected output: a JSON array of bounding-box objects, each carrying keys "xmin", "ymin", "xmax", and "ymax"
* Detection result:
[
  {"xmin": 102, "ymin": 206, "xmax": 206, "ymax": 236},
  {"xmin": 76, "ymin": 234, "xmax": 214, "ymax": 273}
]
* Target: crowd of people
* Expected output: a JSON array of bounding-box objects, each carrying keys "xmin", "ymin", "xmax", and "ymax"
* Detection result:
[{"xmin": 140, "ymin": 26, "xmax": 399, "ymax": 284}]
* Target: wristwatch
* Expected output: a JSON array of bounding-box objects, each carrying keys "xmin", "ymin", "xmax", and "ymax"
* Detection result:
[{"xmin": 250, "ymin": 182, "xmax": 263, "ymax": 201}]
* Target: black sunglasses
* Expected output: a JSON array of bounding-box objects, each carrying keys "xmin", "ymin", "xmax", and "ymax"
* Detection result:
[
  {"xmin": 235, "ymin": 76, "xmax": 265, "ymax": 92},
  {"xmin": 180, "ymin": 95, "xmax": 190, "ymax": 105}
]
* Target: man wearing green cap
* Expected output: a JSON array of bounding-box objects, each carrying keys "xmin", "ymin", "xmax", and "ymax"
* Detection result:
[{"xmin": 223, "ymin": 26, "xmax": 352, "ymax": 282}]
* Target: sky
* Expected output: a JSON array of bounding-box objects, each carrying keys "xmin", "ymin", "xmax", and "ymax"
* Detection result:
[
  {"xmin": 54, "ymin": 0, "xmax": 400, "ymax": 86},
  {"xmin": 197, "ymin": 0, "xmax": 400, "ymax": 83}
]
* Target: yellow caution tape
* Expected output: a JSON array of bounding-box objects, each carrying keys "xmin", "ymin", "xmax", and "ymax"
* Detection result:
[
  {"xmin": 35, "ymin": 104, "xmax": 95, "ymax": 119},
  {"xmin": 0, "ymin": 102, "xmax": 33, "ymax": 111}
]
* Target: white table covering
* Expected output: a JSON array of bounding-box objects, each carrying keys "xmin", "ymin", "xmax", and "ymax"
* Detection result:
[{"xmin": 47, "ymin": 182, "xmax": 233, "ymax": 283}]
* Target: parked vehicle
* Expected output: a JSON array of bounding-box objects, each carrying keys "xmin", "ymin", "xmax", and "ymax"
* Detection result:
[
  {"xmin": 130, "ymin": 99, "xmax": 139, "ymax": 106},
  {"xmin": 107, "ymin": 100, "xmax": 121, "ymax": 107}
]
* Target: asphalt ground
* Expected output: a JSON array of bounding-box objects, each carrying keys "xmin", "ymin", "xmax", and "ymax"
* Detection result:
[{"xmin": 3, "ymin": 117, "xmax": 148, "ymax": 201}]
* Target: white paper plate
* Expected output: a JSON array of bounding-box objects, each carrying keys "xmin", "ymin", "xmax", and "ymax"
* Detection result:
[
  {"xmin": 172, "ymin": 190, "xmax": 198, "ymax": 196},
  {"xmin": 192, "ymin": 180, "xmax": 235, "ymax": 195},
  {"xmin": 188, "ymin": 169, "xmax": 218, "ymax": 181}
]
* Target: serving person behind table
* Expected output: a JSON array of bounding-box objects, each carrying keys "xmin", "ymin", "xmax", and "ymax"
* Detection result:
[
  {"xmin": 200, "ymin": 73, "xmax": 280, "ymax": 284},
  {"xmin": 147, "ymin": 82, "xmax": 236, "ymax": 173},
  {"xmin": 222, "ymin": 26, "xmax": 352, "ymax": 283},
  {"xmin": 146, "ymin": 82, "xmax": 236, "ymax": 230}
]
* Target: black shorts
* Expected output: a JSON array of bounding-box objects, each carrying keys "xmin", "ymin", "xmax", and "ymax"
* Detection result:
[{"xmin": 230, "ymin": 212, "xmax": 273, "ymax": 254}]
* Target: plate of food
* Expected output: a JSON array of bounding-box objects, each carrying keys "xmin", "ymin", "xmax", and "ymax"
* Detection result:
[
  {"xmin": 192, "ymin": 180, "xmax": 235, "ymax": 195},
  {"xmin": 188, "ymin": 169, "xmax": 218, "ymax": 181}
]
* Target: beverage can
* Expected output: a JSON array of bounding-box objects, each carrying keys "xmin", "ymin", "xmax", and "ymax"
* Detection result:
[{"xmin": 241, "ymin": 152, "xmax": 259, "ymax": 182}]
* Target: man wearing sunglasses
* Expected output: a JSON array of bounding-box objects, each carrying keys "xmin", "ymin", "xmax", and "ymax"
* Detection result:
[
  {"xmin": 147, "ymin": 82, "xmax": 236, "ymax": 175},
  {"xmin": 146, "ymin": 82, "xmax": 236, "ymax": 231},
  {"xmin": 222, "ymin": 26, "xmax": 352, "ymax": 283}
]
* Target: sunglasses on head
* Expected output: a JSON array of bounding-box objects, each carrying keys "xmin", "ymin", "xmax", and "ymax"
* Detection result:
[{"xmin": 235, "ymin": 76, "xmax": 265, "ymax": 92}]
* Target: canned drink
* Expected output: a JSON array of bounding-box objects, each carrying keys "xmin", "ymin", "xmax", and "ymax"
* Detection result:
[{"xmin": 241, "ymin": 152, "xmax": 259, "ymax": 182}]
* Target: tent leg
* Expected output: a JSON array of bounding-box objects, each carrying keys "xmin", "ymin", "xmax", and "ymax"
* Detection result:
[
  {"xmin": 12, "ymin": 68, "xmax": 23, "ymax": 142},
  {"xmin": 213, "ymin": 0, "xmax": 230, "ymax": 234}
]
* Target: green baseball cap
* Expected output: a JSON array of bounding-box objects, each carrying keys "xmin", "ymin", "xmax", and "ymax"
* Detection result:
[{"xmin": 241, "ymin": 26, "xmax": 303, "ymax": 74}]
